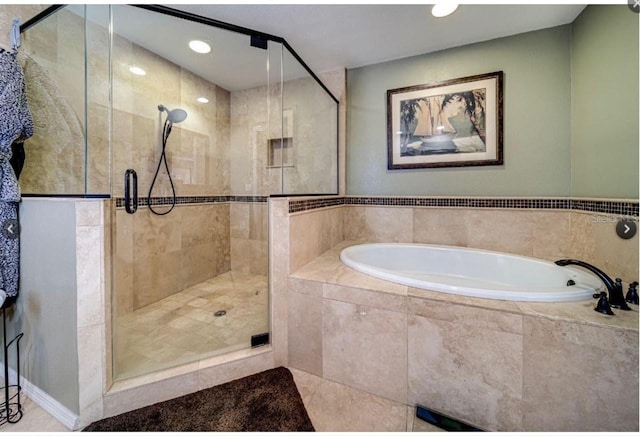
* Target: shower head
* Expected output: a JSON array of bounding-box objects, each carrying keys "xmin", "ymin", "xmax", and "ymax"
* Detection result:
[{"xmin": 158, "ymin": 104, "xmax": 188, "ymax": 124}]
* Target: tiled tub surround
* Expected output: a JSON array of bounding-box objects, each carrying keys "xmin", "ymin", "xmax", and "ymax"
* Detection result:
[
  {"xmin": 284, "ymin": 196, "xmax": 639, "ymax": 431},
  {"xmin": 289, "ymin": 196, "xmax": 639, "ymax": 283},
  {"xmin": 288, "ymin": 241, "xmax": 639, "ymax": 432}
]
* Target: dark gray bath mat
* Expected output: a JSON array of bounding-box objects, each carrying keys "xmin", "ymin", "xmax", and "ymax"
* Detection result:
[{"xmin": 82, "ymin": 367, "xmax": 314, "ymax": 432}]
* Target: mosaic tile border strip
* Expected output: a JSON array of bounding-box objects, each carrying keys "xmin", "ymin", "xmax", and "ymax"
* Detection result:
[
  {"xmin": 288, "ymin": 197, "xmax": 345, "ymax": 213},
  {"xmin": 289, "ymin": 196, "xmax": 639, "ymax": 216},
  {"xmin": 115, "ymin": 195, "xmax": 267, "ymax": 208},
  {"xmin": 571, "ymin": 199, "xmax": 638, "ymax": 216}
]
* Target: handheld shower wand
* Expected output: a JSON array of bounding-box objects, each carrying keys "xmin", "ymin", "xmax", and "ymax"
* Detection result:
[{"xmin": 148, "ymin": 104, "xmax": 188, "ymax": 216}]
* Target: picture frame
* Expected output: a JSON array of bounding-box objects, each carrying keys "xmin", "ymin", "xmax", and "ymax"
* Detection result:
[{"xmin": 387, "ymin": 71, "xmax": 503, "ymax": 170}]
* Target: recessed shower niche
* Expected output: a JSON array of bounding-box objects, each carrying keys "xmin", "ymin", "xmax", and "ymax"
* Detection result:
[{"xmin": 21, "ymin": 4, "xmax": 338, "ymax": 382}]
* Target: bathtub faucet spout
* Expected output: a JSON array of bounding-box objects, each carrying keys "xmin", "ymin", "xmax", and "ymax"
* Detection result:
[{"xmin": 555, "ymin": 259, "xmax": 631, "ymax": 311}]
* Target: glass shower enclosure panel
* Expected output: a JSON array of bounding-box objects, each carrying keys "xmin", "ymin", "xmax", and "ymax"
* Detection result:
[
  {"xmin": 280, "ymin": 46, "xmax": 339, "ymax": 195},
  {"xmin": 109, "ymin": 5, "xmax": 275, "ymax": 381},
  {"xmin": 19, "ymin": 6, "xmax": 89, "ymax": 195}
]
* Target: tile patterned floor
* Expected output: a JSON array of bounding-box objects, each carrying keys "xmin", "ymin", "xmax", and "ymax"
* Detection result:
[
  {"xmin": 114, "ymin": 271, "xmax": 269, "ymax": 381},
  {"xmin": 0, "ymin": 395, "xmax": 68, "ymax": 432}
]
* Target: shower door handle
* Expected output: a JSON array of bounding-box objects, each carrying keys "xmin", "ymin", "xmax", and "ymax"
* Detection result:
[{"xmin": 124, "ymin": 169, "xmax": 138, "ymax": 214}]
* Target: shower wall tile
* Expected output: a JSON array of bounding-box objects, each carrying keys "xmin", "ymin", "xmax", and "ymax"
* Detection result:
[
  {"xmin": 134, "ymin": 251, "xmax": 183, "ymax": 308},
  {"xmin": 114, "ymin": 210, "xmax": 134, "ymax": 315},
  {"xmin": 231, "ymin": 239, "xmax": 268, "ymax": 276},
  {"xmin": 522, "ymin": 316, "xmax": 639, "ymax": 431},
  {"xmin": 408, "ymin": 314, "xmax": 524, "ymax": 431},
  {"xmin": 118, "ymin": 203, "xmax": 231, "ymax": 310},
  {"xmin": 343, "ymin": 206, "xmax": 412, "ymax": 243},
  {"xmin": 322, "ymin": 299, "xmax": 408, "ymax": 403},
  {"xmin": 288, "ymin": 291, "xmax": 323, "ymax": 376},
  {"xmin": 230, "ymin": 203, "xmax": 267, "ymax": 275},
  {"xmin": 289, "ymin": 207, "xmax": 344, "ymax": 273}
]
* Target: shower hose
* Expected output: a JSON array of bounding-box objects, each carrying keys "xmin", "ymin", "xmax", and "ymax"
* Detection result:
[{"xmin": 147, "ymin": 118, "xmax": 177, "ymax": 215}]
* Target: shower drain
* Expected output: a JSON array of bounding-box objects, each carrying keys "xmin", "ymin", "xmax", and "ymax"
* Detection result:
[{"xmin": 214, "ymin": 310, "xmax": 227, "ymax": 317}]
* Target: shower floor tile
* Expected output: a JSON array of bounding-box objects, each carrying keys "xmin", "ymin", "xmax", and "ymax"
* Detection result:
[{"xmin": 114, "ymin": 271, "xmax": 268, "ymax": 381}]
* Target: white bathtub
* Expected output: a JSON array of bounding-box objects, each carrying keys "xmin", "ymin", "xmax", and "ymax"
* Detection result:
[{"xmin": 340, "ymin": 243, "xmax": 603, "ymax": 302}]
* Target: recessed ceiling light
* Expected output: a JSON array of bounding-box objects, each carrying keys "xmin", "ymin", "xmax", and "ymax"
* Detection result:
[
  {"xmin": 432, "ymin": 2, "xmax": 459, "ymax": 18},
  {"xmin": 197, "ymin": 97, "xmax": 209, "ymax": 104},
  {"xmin": 189, "ymin": 40, "xmax": 211, "ymax": 54},
  {"xmin": 129, "ymin": 66, "xmax": 146, "ymax": 76}
]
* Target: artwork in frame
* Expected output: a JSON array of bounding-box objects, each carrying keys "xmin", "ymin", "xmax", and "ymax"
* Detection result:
[{"xmin": 387, "ymin": 71, "xmax": 503, "ymax": 170}]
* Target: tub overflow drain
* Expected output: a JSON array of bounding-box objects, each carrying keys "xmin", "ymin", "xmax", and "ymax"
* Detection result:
[{"xmin": 214, "ymin": 310, "xmax": 227, "ymax": 317}]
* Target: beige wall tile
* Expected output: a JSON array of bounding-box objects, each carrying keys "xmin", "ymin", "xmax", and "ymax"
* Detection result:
[
  {"xmin": 114, "ymin": 211, "xmax": 134, "ymax": 315},
  {"xmin": 76, "ymin": 225, "xmax": 105, "ymax": 328},
  {"xmin": 408, "ymin": 297, "xmax": 522, "ymax": 334},
  {"xmin": 466, "ymin": 209, "xmax": 535, "ymax": 256},
  {"xmin": 408, "ymin": 315, "xmax": 523, "ymax": 431},
  {"xmin": 270, "ymin": 199, "xmax": 290, "ymax": 295},
  {"xmin": 569, "ymin": 211, "xmax": 597, "ymax": 262},
  {"xmin": 413, "ymin": 208, "xmax": 469, "ymax": 246},
  {"xmin": 522, "ymin": 316, "xmax": 639, "ymax": 431},
  {"xmin": 323, "ymin": 299, "xmax": 408, "ymax": 403},
  {"xmin": 77, "ymin": 325, "xmax": 105, "ymax": 427},
  {"xmin": 288, "ymin": 292, "xmax": 323, "ymax": 376},
  {"xmin": 76, "ymin": 201, "xmax": 104, "ymax": 227},
  {"xmin": 528, "ymin": 210, "xmax": 572, "ymax": 260},
  {"xmin": 289, "ymin": 277, "xmax": 323, "ymax": 298},
  {"xmin": 270, "ymin": 291, "xmax": 288, "ymax": 367},
  {"xmin": 324, "ymin": 283, "xmax": 407, "ymax": 313},
  {"xmin": 290, "ymin": 207, "xmax": 344, "ymax": 272},
  {"xmin": 344, "ymin": 206, "xmax": 413, "ymax": 242},
  {"xmin": 231, "ymin": 239, "xmax": 267, "ymax": 275},
  {"xmin": 569, "ymin": 212, "xmax": 639, "ymax": 282}
]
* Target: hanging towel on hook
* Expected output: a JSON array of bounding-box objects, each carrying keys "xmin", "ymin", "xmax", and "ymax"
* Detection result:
[{"xmin": 0, "ymin": 48, "xmax": 33, "ymax": 307}]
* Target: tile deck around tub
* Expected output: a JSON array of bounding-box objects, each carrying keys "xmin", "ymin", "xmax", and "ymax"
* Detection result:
[{"xmin": 290, "ymin": 240, "xmax": 639, "ymax": 332}]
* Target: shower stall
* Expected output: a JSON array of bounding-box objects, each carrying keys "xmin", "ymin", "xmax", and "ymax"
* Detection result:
[{"xmin": 20, "ymin": 4, "xmax": 338, "ymax": 383}]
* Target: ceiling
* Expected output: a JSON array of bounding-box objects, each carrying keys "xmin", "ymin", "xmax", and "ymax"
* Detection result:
[
  {"xmin": 172, "ymin": 4, "xmax": 587, "ymax": 73},
  {"xmin": 71, "ymin": 4, "xmax": 586, "ymax": 92}
]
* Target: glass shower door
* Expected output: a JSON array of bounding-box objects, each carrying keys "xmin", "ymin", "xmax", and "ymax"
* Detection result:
[{"xmin": 109, "ymin": 5, "xmax": 274, "ymax": 381}]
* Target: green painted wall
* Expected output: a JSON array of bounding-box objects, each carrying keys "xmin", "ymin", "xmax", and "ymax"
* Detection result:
[
  {"xmin": 347, "ymin": 26, "xmax": 572, "ymax": 196},
  {"xmin": 571, "ymin": 6, "xmax": 639, "ymax": 199},
  {"xmin": 7, "ymin": 200, "xmax": 80, "ymax": 415}
]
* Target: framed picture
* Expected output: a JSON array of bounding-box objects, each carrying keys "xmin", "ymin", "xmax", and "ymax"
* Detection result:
[{"xmin": 387, "ymin": 71, "xmax": 503, "ymax": 170}]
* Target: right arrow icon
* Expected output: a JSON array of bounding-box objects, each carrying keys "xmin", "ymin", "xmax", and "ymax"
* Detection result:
[{"xmin": 616, "ymin": 219, "xmax": 637, "ymax": 240}]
